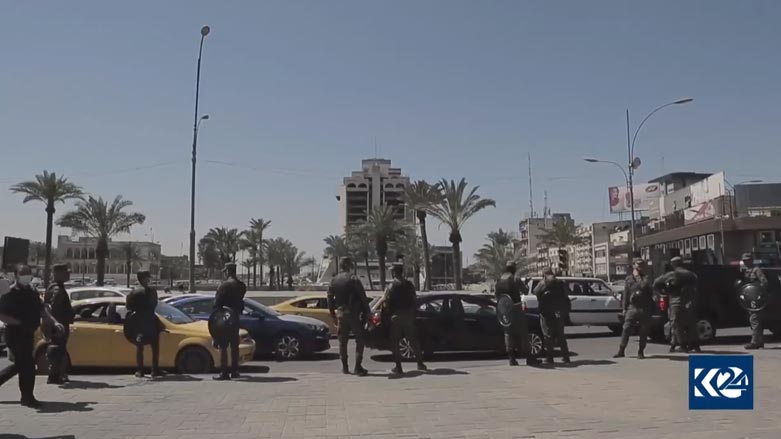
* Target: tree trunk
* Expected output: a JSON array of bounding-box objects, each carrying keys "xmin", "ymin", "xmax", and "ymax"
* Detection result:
[
  {"xmin": 419, "ymin": 213, "xmax": 432, "ymax": 292},
  {"xmin": 276, "ymin": 267, "xmax": 282, "ymax": 290},
  {"xmin": 287, "ymin": 274, "xmax": 293, "ymax": 290},
  {"xmin": 413, "ymin": 263, "xmax": 421, "ymax": 291},
  {"xmin": 126, "ymin": 261, "xmax": 131, "ymax": 287},
  {"xmin": 268, "ymin": 267, "xmax": 275, "ymax": 288},
  {"xmin": 253, "ymin": 252, "xmax": 257, "ymax": 288},
  {"xmin": 43, "ymin": 202, "xmax": 55, "ymax": 288},
  {"xmin": 259, "ymin": 259, "xmax": 264, "ymax": 288},
  {"xmin": 96, "ymin": 238, "xmax": 108, "ymax": 286},
  {"xmin": 378, "ymin": 252, "xmax": 387, "ymax": 290},
  {"xmin": 453, "ymin": 241, "xmax": 462, "ymax": 290},
  {"xmin": 364, "ymin": 254, "xmax": 374, "ymax": 291}
]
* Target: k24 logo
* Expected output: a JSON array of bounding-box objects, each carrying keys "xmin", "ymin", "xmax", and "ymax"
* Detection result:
[{"xmin": 689, "ymin": 355, "xmax": 753, "ymax": 410}]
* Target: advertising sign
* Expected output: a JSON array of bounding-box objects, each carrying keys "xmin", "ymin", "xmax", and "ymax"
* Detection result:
[
  {"xmin": 685, "ymin": 201, "xmax": 717, "ymax": 225},
  {"xmin": 608, "ymin": 183, "xmax": 661, "ymax": 213}
]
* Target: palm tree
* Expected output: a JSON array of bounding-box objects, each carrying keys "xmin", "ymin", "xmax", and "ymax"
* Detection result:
[
  {"xmin": 323, "ymin": 235, "xmax": 349, "ymax": 276},
  {"xmin": 265, "ymin": 237, "xmax": 288, "ymax": 290},
  {"xmin": 57, "ymin": 195, "xmax": 145, "ymax": 286},
  {"xmin": 203, "ymin": 227, "xmax": 240, "ymax": 265},
  {"xmin": 122, "ymin": 242, "xmax": 146, "ymax": 287},
  {"xmin": 198, "ymin": 237, "xmax": 221, "ymax": 279},
  {"xmin": 475, "ymin": 229, "xmax": 524, "ymax": 282},
  {"xmin": 346, "ymin": 223, "xmax": 375, "ymax": 290},
  {"xmin": 281, "ymin": 242, "xmax": 309, "ymax": 290},
  {"xmin": 428, "ymin": 178, "xmax": 496, "ymax": 290},
  {"xmin": 241, "ymin": 259, "xmax": 254, "ymax": 285},
  {"xmin": 541, "ymin": 218, "xmax": 588, "ymax": 248},
  {"xmin": 29, "ymin": 242, "xmax": 47, "ymax": 267},
  {"xmin": 402, "ymin": 180, "xmax": 441, "ymax": 291},
  {"xmin": 239, "ymin": 228, "xmax": 262, "ymax": 288},
  {"xmin": 366, "ymin": 205, "xmax": 406, "ymax": 290},
  {"xmin": 391, "ymin": 227, "xmax": 424, "ymax": 290},
  {"xmin": 10, "ymin": 171, "xmax": 84, "ymax": 286},
  {"xmin": 248, "ymin": 218, "xmax": 271, "ymax": 287}
]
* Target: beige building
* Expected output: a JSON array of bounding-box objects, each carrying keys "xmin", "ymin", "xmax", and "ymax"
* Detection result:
[
  {"xmin": 336, "ymin": 159, "xmax": 410, "ymax": 230},
  {"xmin": 55, "ymin": 235, "xmax": 161, "ymax": 282}
]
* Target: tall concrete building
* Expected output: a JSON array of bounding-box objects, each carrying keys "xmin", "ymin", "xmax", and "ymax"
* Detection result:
[
  {"xmin": 55, "ymin": 235, "xmax": 161, "ymax": 282},
  {"xmin": 518, "ymin": 213, "xmax": 573, "ymax": 274},
  {"xmin": 336, "ymin": 159, "xmax": 410, "ymax": 231}
]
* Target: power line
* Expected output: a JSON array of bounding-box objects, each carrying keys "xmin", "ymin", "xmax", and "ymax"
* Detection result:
[
  {"xmin": 0, "ymin": 160, "xmax": 185, "ymax": 184},
  {"xmin": 202, "ymin": 159, "xmax": 341, "ymax": 179}
]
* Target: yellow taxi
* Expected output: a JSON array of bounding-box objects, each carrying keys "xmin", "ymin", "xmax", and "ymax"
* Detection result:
[
  {"xmin": 34, "ymin": 297, "xmax": 255, "ymax": 374},
  {"xmin": 272, "ymin": 294, "xmax": 336, "ymax": 334}
]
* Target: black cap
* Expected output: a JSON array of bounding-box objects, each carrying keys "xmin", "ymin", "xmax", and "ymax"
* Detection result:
[
  {"xmin": 222, "ymin": 263, "xmax": 237, "ymax": 272},
  {"xmin": 137, "ymin": 270, "xmax": 151, "ymax": 278},
  {"xmin": 505, "ymin": 261, "xmax": 517, "ymax": 268},
  {"xmin": 392, "ymin": 262, "xmax": 404, "ymax": 268},
  {"xmin": 670, "ymin": 256, "xmax": 682, "ymax": 263},
  {"xmin": 632, "ymin": 258, "xmax": 645, "ymax": 265},
  {"xmin": 542, "ymin": 267, "xmax": 554, "ymax": 275},
  {"xmin": 339, "ymin": 256, "xmax": 353, "ymax": 264},
  {"xmin": 741, "ymin": 253, "xmax": 753, "ymax": 261},
  {"xmin": 53, "ymin": 264, "xmax": 70, "ymax": 272}
]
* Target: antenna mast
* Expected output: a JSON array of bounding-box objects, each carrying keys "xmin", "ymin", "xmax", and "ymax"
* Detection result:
[{"xmin": 528, "ymin": 152, "xmax": 534, "ymax": 218}]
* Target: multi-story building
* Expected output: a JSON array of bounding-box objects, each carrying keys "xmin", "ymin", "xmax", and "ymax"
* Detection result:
[
  {"xmin": 518, "ymin": 213, "xmax": 573, "ymax": 272},
  {"xmin": 55, "ymin": 235, "xmax": 161, "ymax": 282},
  {"xmin": 569, "ymin": 224, "xmax": 594, "ymax": 276},
  {"xmin": 588, "ymin": 221, "xmax": 632, "ymax": 281},
  {"xmin": 336, "ymin": 158, "xmax": 410, "ymax": 230}
]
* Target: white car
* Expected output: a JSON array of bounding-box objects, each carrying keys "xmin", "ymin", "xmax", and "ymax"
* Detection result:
[
  {"xmin": 67, "ymin": 286, "xmax": 133, "ymax": 302},
  {"xmin": 521, "ymin": 277, "xmax": 623, "ymax": 332}
]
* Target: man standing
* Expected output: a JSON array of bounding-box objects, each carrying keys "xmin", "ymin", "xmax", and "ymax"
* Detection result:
[
  {"xmin": 495, "ymin": 261, "xmax": 540, "ymax": 366},
  {"xmin": 327, "ymin": 257, "xmax": 370, "ymax": 376},
  {"xmin": 384, "ymin": 263, "xmax": 426, "ymax": 374},
  {"xmin": 0, "ymin": 265, "xmax": 63, "ymax": 408},
  {"xmin": 741, "ymin": 253, "xmax": 768, "ymax": 350},
  {"xmin": 213, "ymin": 263, "xmax": 246, "ymax": 380},
  {"xmin": 126, "ymin": 270, "xmax": 165, "ymax": 378},
  {"xmin": 614, "ymin": 258, "xmax": 653, "ymax": 359},
  {"xmin": 533, "ymin": 267, "xmax": 571, "ymax": 365},
  {"xmin": 654, "ymin": 256, "xmax": 699, "ymax": 353},
  {"xmin": 43, "ymin": 264, "xmax": 75, "ymax": 384}
]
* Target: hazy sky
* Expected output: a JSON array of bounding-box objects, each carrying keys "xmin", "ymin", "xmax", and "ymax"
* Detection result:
[{"xmin": 2, "ymin": 1, "xmax": 780, "ymax": 264}]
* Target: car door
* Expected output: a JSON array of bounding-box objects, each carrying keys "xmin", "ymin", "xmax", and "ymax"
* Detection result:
[
  {"xmin": 569, "ymin": 280, "xmax": 619, "ymax": 325},
  {"xmin": 68, "ymin": 304, "xmax": 115, "ymax": 367},
  {"xmin": 459, "ymin": 296, "xmax": 504, "ymax": 352},
  {"xmin": 564, "ymin": 280, "xmax": 591, "ymax": 325},
  {"xmin": 416, "ymin": 297, "xmax": 460, "ymax": 352},
  {"xmin": 239, "ymin": 301, "xmax": 272, "ymax": 353}
]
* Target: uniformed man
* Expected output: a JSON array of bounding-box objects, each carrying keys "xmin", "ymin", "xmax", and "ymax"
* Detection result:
[
  {"xmin": 654, "ymin": 256, "xmax": 699, "ymax": 353},
  {"xmin": 327, "ymin": 257, "xmax": 370, "ymax": 376},
  {"xmin": 126, "ymin": 270, "xmax": 165, "ymax": 378},
  {"xmin": 213, "ymin": 262, "xmax": 246, "ymax": 381},
  {"xmin": 0, "ymin": 265, "xmax": 62, "ymax": 408},
  {"xmin": 741, "ymin": 253, "xmax": 768, "ymax": 350},
  {"xmin": 495, "ymin": 261, "xmax": 540, "ymax": 366},
  {"xmin": 384, "ymin": 262, "xmax": 427, "ymax": 374},
  {"xmin": 614, "ymin": 258, "xmax": 653, "ymax": 359},
  {"xmin": 43, "ymin": 264, "xmax": 75, "ymax": 384},
  {"xmin": 532, "ymin": 267, "xmax": 571, "ymax": 365}
]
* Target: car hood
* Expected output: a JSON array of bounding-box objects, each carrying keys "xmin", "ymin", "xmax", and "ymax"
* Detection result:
[
  {"xmin": 171, "ymin": 320, "xmax": 249, "ymax": 338},
  {"xmin": 277, "ymin": 314, "xmax": 328, "ymax": 328}
]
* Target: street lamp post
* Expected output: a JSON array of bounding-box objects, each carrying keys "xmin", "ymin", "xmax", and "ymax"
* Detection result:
[
  {"xmin": 189, "ymin": 25, "xmax": 210, "ymax": 295},
  {"xmin": 625, "ymin": 97, "xmax": 693, "ymax": 256}
]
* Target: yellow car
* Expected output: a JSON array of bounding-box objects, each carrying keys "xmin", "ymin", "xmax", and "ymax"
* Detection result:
[
  {"xmin": 272, "ymin": 294, "xmax": 336, "ymax": 335},
  {"xmin": 34, "ymin": 297, "xmax": 255, "ymax": 375}
]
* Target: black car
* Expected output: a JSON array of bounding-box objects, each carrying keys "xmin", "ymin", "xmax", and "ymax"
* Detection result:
[
  {"xmin": 647, "ymin": 265, "xmax": 781, "ymax": 344},
  {"xmin": 366, "ymin": 293, "xmax": 544, "ymax": 359}
]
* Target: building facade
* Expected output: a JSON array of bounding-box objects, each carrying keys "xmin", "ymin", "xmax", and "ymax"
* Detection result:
[
  {"xmin": 336, "ymin": 158, "xmax": 410, "ymax": 230},
  {"xmin": 55, "ymin": 235, "xmax": 161, "ymax": 282},
  {"xmin": 518, "ymin": 213, "xmax": 573, "ymax": 273}
]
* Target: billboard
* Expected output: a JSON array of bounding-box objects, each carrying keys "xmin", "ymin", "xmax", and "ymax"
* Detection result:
[
  {"xmin": 608, "ymin": 183, "xmax": 662, "ymax": 213},
  {"xmin": 684, "ymin": 201, "xmax": 717, "ymax": 225},
  {"xmin": 2, "ymin": 237, "xmax": 30, "ymax": 271}
]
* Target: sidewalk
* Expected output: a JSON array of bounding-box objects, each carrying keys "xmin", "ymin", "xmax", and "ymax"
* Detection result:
[{"xmin": 1, "ymin": 346, "xmax": 779, "ymax": 439}]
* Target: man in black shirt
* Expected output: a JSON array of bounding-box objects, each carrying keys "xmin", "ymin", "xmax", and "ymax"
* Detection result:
[
  {"xmin": 213, "ymin": 263, "xmax": 246, "ymax": 381},
  {"xmin": 126, "ymin": 270, "xmax": 164, "ymax": 378},
  {"xmin": 533, "ymin": 268, "xmax": 571, "ymax": 365},
  {"xmin": 327, "ymin": 257, "xmax": 370, "ymax": 376},
  {"xmin": 0, "ymin": 265, "xmax": 62, "ymax": 408},
  {"xmin": 43, "ymin": 264, "xmax": 75, "ymax": 384},
  {"xmin": 384, "ymin": 263, "xmax": 427, "ymax": 375},
  {"xmin": 495, "ymin": 261, "xmax": 540, "ymax": 366}
]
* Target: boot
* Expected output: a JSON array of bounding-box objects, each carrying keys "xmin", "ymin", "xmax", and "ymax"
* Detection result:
[
  {"xmin": 230, "ymin": 371, "xmax": 241, "ymax": 379},
  {"xmin": 417, "ymin": 362, "xmax": 428, "ymax": 371},
  {"xmin": 526, "ymin": 357, "xmax": 541, "ymax": 366},
  {"xmin": 354, "ymin": 365, "xmax": 368, "ymax": 376},
  {"xmin": 134, "ymin": 371, "xmax": 145, "ymax": 378},
  {"xmin": 545, "ymin": 356, "xmax": 554, "ymax": 365},
  {"xmin": 341, "ymin": 358, "xmax": 350, "ymax": 375},
  {"xmin": 212, "ymin": 373, "xmax": 231, "ymax": 381},
  {"xmin": 20, "ymin": 396, "xmax": 41, "ymax": 409},
  {"xmin": 391, "ymin": 364, "xmax": 404, "ymax": 375},
  {"xmin": 562, "ymin": 356, "xmax": 571, "ymax": 364},
  {"xmin": 637, "ymin": 350, "xmax": 645, "ymax": 360},
  {"xmin": 744, "ymin": 343, "xmax": 764, "ymax": 350},
  {"xmin": 151, "ymin": 369, "xmax": 168, "ymax": 378},
  {"xmin": 613, "ymin": 348, "xmax": 626, "ymax": 359},
  {"xmin": 668, "ymin": 345, "xmax": 677, "ymax": 353},
  {"xmin": 509, "ymin": 358, "xmax": 519, "ymax": 366}
]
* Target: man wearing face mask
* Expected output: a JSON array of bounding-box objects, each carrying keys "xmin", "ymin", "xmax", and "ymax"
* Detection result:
[
  {"xmin": 0, "ymin": 265, "xmax": 63, "ymax": 408},
  {"xmin": 126, "ymin": 270, "xmax": 165, "ymax": 378},
  {"xmin": 43, "ymin": 264, "xmax": 75, "ymax": 384},
  {"xmin": 213, "ymin": 263, "xmax": 246, "ymax": 380}
]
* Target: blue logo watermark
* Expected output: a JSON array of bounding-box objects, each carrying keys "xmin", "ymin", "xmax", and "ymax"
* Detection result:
[{"xmin": 689, "ymin": 355, "xmax": 753, "ymax": 410}]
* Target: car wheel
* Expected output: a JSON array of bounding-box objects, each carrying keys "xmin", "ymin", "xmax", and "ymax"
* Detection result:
[
  {"xmin": 528, "ymin": 331, "xmax": 543, "ymax": 357},
  {"xmin": 274, "ymin": 334, "xmax": 303, "ymax": 361},
  {"xmin": 397, "ymin": 337, "xmax": 415, "ymax": 361},
  {"xmin": 696, "ymin": 318, "xmax": 716, "ymax": 344},
  {"xmin": 607, "ymin": 324, "xmax": 623, "ymax": 335},
  {"xmin": 175, "ymin": 346, "xmax": 213, "ymax": 374}
]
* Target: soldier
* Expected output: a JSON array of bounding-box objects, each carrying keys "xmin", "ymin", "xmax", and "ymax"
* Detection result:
[
  {"xmin": 43, "ymin": 264, "xmax": 75, "ymax": 384},
  {"xmin": 495, "ymin": 261, "xmax": 540, "ymax": 366},
  {"xmin": 0, "ymin": 265, "xmax": 62, "ymax": 408},
  {"xmin": 741, "ymin": 253, "xmax": 768, "ymax": 350},
  {"xmin": 126, "ymin": 270, "xmax": 165, "ymax": 378},
  {"xmin": 532, "ymin": 267, "xmax": 571, "ymax": 365},
  {"xmin": 654, "ymin": 256, "xmax": 699, "ymax": 353},
  {"xmin": 384, "ymin": 262, "xmax": 427, "ymax": 374},
  {"xmin": 327, "ymin": 257, "xmax": 370, "ymax": 376},
  {"xmin": 614, "ymin": 258, "xmax": 653, "ymax": 359},
  {"xmin": 213, "ymin": 263, "xmax": 246, "ymax": 380}
]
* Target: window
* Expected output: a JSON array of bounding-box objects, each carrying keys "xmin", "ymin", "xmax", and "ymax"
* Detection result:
[
  {"xmin": 179, "ymin": 299, "xmax": 214, "ymax": 315},
  {"xmin": 294, "ymin": 298, "xmax": 327, "ymax": 309},
  {"xmin": 460, "ymin": 297, "xmax": 496, "ymax": 316},
  {"xmin": 569, "ymin": 280, "xmax": 613, "ymax": 296},
  {"xmin": 759, "ymin": 231, "xmax": 775, "ymax": 244},
  {"xmin": 707, "ymin": 234, "xmax": 715, "ymax": 250},
  {"xmin": 684, "ymin": 239, "xmax": 691, "ymax": 254},
  {"xmin": 699, "ymin": 236, "xmax": 707, "ymax": 249},
  {"xmin": 419, "ymin": 298, "xmax": 446, "ymax": 313},
  {"xmin": 156, "ymin": 303, "xmax": 194, "ymax": 324},
  {"xmin": 691, "ymin": 238, "xmax": 698, "ymax": 250},
  {"xmin": 66, "ymin": 248, "xmax": 73, "ymax": 258}
]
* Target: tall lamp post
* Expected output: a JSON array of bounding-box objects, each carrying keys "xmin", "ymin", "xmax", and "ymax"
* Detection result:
[
  {"xmin": 625, "ymin": 97, "xmax": 693, "ymax": 255},
  {"xmin": 189, "ymin": 25, "xmax": 210, "ymax": 294}
]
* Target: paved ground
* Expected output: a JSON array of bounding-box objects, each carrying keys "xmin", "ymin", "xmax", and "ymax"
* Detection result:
[{"xmin": 1, "ymin": 327, "xmax": 779, "ymax": 439}]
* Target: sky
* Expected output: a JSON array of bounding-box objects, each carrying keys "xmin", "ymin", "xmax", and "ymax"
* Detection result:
[{"xmin": 1, "ymin": 1, "xmax": 780, "ymax": 266}]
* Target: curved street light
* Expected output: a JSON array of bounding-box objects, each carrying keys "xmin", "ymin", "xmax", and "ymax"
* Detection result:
[{"xmin": 583, "ymin": 158, "xmax": 629, "ymax": 187}]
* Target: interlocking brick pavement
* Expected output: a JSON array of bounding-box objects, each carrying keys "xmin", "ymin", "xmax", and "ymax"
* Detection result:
[{"xmin": 1, "ymin": 345, "xmax": 780, "ymax": 439}]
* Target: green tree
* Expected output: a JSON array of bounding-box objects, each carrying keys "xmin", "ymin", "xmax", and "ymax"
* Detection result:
[
  {"xmin": 391, "ymin": 226, "xmax": 424, "ymax": 290},
  {"xmin": 366, "ymin": 205, "xmax": 406, "ymax": 290},
  {"xmin": 475, "ymin": 229, "xmax": 526, "ymax": 282},
  {"xmin": 122, "ymin": 242, "xmax": 146, "ymax": 287},
  {"xmin": 57, "ymin": 195, "xmax": 145, "ymax": 286},
  {"xmin": 265, "ymin": 237, "xmax": 288, "ymax": 290},
  {"xmin": 281, "ymin": 242, "xmax": 310, "ymax": 290},
  {"xmin": 402, "ymin": 180, "xmax": 441, "ymax": 291},
  {"xmin": 239, "ymin": 228, "xmax": 262, "ymax": 288},
  {"xmin": 198, "ymin": 238, "xmax": 221, "ymax": 279},
  {"xmin": 203, "ymin": 227, "xmax": 240, "ymax": 265},
  {"xmin": 346, "ymin": 222, "xmax": 375, "ymax": 290},
  {"xmin": 248, "ymin": 218, "xmax": 271, "ymax": 287},
  {"xmin": 541, "ymin": 219, "xmax": 588, "ymax": 248},
  {"xmin": 10, "ymin": 171, "xmax": 84, "ymax": 286},
  {"xmin": 323, "ymin": 234, "xmax": 349, "ymax": 276},
  {"xmin": 428, "ymin": 178, "xmax": 496, "ymax": 290}
]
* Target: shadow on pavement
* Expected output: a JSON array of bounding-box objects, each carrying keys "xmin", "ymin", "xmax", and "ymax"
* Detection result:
[
  {"xmin": 566, "ymin": 331, "xmax": 617, "ymax": 340},
  {"xmin": 150, "ymin": 374, "xmax": 203, "ymax": 382},
  {"xmin": 0, "ymin": 435, "xmax": 76, "ymax": 439},
  {"xmin": 555, "ymin": 359, "xmax": 616, "ymax": 368},
  {"xmin": 36, "ymin": 401, "xmax": 95, "ymax": 413},
  {"xmin": 647, "ymin": 355, "xmax": 689, "ymax": 362},
  {"xmin": 241, "ymin": 365, "xmax": 270, "ymax": 374},
  {"xmin": 387, "ymin": 368, "xmax": 469, "ymax": 380},
  {"xmin": 59, "ymin": 379, "xmax": 125, "ymax": 389},
  {"xmin": 231, "ymin": 376, "xmax": 297, "ymax": 383}
]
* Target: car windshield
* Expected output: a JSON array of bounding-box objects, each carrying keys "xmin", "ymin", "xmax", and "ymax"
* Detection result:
[
  {"xmin": 155, "ymin": 302, "xmax": 194, "ymax": 324},
  {"xmin": 247, "ymin": 300, "xmax": 280, "ymax": 316}
]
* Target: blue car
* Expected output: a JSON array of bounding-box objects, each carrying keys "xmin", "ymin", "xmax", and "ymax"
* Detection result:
[{"xmin": 166, "ymin": 295, "xmax": 330, "ymax": 360}]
